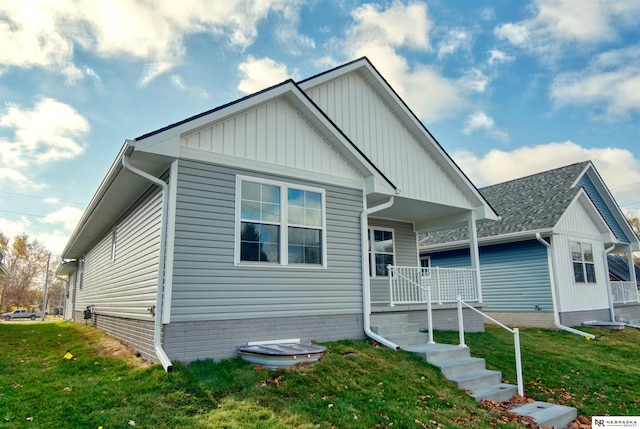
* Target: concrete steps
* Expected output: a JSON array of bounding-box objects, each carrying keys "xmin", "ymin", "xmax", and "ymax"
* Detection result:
[
  {"xmin": 510, "ymin": 401, "xmax": 577, "ymax": 429},
  {"xmin": 371, "ymin": 312, "xmax": 578, "ymax": 428}
]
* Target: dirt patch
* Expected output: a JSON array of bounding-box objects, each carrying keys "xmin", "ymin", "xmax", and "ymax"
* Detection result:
[{"xmin": 95, "ymin": 335, "xmax": 152, "ymax": 368}]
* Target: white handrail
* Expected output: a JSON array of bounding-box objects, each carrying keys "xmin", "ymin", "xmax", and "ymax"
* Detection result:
[
  {"xmin": 388, "ymin": 265, "xmax": 435, "ymax": 344},
  {"xmin": 456, "ymin": 295, "xmax": 524, "ymax": 397}
]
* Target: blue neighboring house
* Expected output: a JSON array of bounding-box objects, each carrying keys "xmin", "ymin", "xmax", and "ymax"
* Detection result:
[{"xmin": 420, "ymin": 161, "xmax": 640, "ymax": 329}]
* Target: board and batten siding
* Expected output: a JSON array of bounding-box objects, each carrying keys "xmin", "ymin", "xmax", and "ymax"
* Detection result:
[
  {"xmin": 304, "ymin": 71, "xmax": 472, "ymax": 209},
  {"xmin": 368, "ymin": 218, "xmax": 418, "ymax": 304},
  {"xmin": 169, "ymin": 159, "xmax": 364, "ymax": 322},
  {"xmin": 74, "ymin": 187, "xmax": 162, "ymax": 320},
  {"xmin": 181, "ymin": 97, "xmax": 362, "ymax": 184},
  {"xmin": 428, "ymin": 241, "xmax": 553, "ymax": 313},
  {"xmin": 553, "ymin": 198, "xmax": 611, "ymax": 313},
  {"xmin": 552, "ymin": 234, "xmax": 609, "ymax": 313}
]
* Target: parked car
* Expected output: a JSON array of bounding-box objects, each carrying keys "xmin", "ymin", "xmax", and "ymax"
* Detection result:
[{"xmin": 2, "ymin": 309, "xmax": 43, "ymax": 321}]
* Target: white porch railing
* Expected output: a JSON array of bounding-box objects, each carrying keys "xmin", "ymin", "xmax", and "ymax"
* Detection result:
[
  {"xmin": 387, "ymin": 266, "xmax": 480, "ymax": 305},
  {"xmin": 456, "ymin": 296, "xmax": 524, "ymax": 397},
  {"xmin": 387, "ymin": 265, "xmax": 480, "ymax": 344},
  {"xmin": 611, "ymin": 281, "xmax": 640, "ymax": 304}
]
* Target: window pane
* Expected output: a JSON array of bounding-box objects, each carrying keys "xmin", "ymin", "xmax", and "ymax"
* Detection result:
[
  {"xmin": 262, "ymin": 202, "xmax": 280, "ymax": 222},
  {"xmin": 585, "ymin": 263, "xmax": 596, "ymax": 283},
  {"xmin": 288, "ymin": 227, "xmax": 321, "ymax": 264},
  {"xmin": 582, "ymin": 243, "xmax": 594, "ymax": 262},
  {"xmin": 241, "ymin": 181, "xmax": 261, "ymax": 201},
  {"xmin": 373, "ymin": 230, "xmax": 393, "ymax": 253},
  {"xmin": 289, "ymin": 245, "xmax": 304, "ymax": 263},
  {"xmin": 306, "ymin": 191, "xmax": 322, "ymax": 210},
  {"xmin": 306, "ymin": 208, "xmax": 322, "ymax": 227},
  {"xmin": 573, "ymin": 262, "xmax": 585, "ymax": 283},
  {"xmin": 570, "ymin": 241, "xmax": 582, "ymax": 261},
  {"xmin": 262, "ymin": 184, "xmax": 280, "ymax": 204},
  {"xmin": 288, "ymin": 188, "xmax": 304, "ymax": 207},
  {"xmin": 376, "ymin": 254, "xmax": 394, "ymax": 276},
  {"xmin": 241, "ymin": 200, "xmax": 261, "ymax": 220},
  {"xmin": 289, "ymin": 227, "xmax": 304, "ymax": 245},
  {"xmin": 288, "ymin": 206, "xmax": 305, "ymax": 225},
  {"xmin": 305, "ymin": 246, "xmax": 321, "ymax": 264},
  {"xmin": 241, "ymin": 222, "xmax": 280, "ymax": 262}
]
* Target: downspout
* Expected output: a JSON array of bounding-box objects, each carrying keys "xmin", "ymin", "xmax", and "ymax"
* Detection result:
[
  {"xmin": 362, "ymin": 195, "xmax": 400, "ymax": 350},
  {"xmin": 536, "ymin": 233, "xmax": 596, "ymax": 340},
  {"xmin": 122, "ymin": 144, "xmax": 173, "ymax": 372},
  {"xmin": 603, "ymin": 244, "xmax": 616, "ymax": 322}
]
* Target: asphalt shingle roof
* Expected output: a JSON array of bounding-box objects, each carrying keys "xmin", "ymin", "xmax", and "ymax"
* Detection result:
[{"xmin": 421, "ymin": 161, "xmax": 591, "ymax": 246}]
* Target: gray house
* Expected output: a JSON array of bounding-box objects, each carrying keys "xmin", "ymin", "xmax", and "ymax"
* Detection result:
[
  {"xmin": 58, "ymin": 58, "xmax": 497, "ymax": 370},
  {"xmin": 421, "ymin": 162, "xmax": 640, "ymax": 330}
]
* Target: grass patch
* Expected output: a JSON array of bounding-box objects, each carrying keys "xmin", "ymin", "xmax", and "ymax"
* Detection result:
[
  {"xmin": 435, "ymin": 326, "xmax": 640, "ymax": 418},
  {"xmin": 0, "ymin": 322, "xmax": 529, "ymax": 428},
  {"xmin": 3, "ymin": 322, "xmax": 638, "ymax": 428}
]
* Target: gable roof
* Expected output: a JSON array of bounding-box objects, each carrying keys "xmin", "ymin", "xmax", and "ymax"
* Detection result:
[
  {"xmin": 299, "ymin": 57, "xmax": 498, "ymax": 222},
  {"xmin": 421, "ymin": 161, "xmax": 640, "ymax": 251}
]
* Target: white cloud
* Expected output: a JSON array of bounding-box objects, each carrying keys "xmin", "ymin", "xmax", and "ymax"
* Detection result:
[
  {"xmin": 169, "ymin": 74, "xmax": 209, "ymax": 99},
  {"xmin": 495, "ymin": 0, "xmax": 640, "ymax": 54},
  {"xmin": 333, "ymin": 1, "xmax": 473, "ymax": 122},
  {"xmin": 437, "ymin": 29, "xmax": 471, "ymax": 58},
  {"xmin": 487, "ymin": 49, "xmax": 514, "ymax": 66},
  {"xmin": 237, "ymin": 56, "xmax": 295, "ymax": 94},
  {"xmin": 0, "ymin": 98, "xmax": 89, "ymax": 168},
  {"xmin": 0, "ymin": 0, "xmax": 302, "ymax": 83},
  {"xmin": 43, "ymin": 206, "xmax": 84, "ymax": 231},
  {"xmin": 0, "ymin": 168, "xmax": 46, "ymax": 190},
  {"xmin": 453, "ymin": 141, "xmax": 640, "ymax": 208},
  {"xmin": 551, "ymin": 46, "xmax": 640, "ymax": 118},
  {"xmin": 462, "ymin": 112, "xmax": 509, "ymax": 142}
]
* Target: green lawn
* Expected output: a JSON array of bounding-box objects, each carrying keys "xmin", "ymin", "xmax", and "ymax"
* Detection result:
[{"xmin": 1, "ymin": 321, "xmax": 638, "ymax": 428}]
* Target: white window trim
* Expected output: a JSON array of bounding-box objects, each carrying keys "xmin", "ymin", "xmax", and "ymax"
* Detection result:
[
  {"xmin": 570, "ymin": 240, "xmax": 596, "ymax": 284},
  {"xmin": 234, "ymin": 175, "xmax": 327, "ymax": 269},
  {"xmin": 368, "ymin": 227, "xmax": 395, "ymax": 277},
  {"xmin": 420, "ymin": 255, "xmax": 431, "ymax": 268}
]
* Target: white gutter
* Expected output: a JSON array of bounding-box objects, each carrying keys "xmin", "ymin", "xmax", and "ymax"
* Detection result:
[
  {"xmin": 536, "ymin": 233, "xmax": 596, "ymax": 340},
  {"xmin": 361, "ymin": 196, "xmax": 400, "ymax": 350},
  {"xmin": 122, "ymin": 142, "xmax": 174, "ymax": 372},
  {"xmin": 603, "ymin": 244, "xmax": 616, "ymax": 322}
]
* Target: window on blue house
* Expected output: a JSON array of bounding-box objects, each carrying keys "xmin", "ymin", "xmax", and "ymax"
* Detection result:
[
  {"xmin": 570, "ymin": 241, "xmax": 596, "ymax": 283},
  {"xmin": 237, "ymin": 177, "xmax": 325, "ymax": 267}
]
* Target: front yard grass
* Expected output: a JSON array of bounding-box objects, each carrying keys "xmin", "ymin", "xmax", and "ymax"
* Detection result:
[{"xmin": 1, "ymin": 321, "xmax": 638, "ymax": 428}]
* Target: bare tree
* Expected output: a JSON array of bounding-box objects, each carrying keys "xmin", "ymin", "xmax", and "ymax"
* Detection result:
[{"xmin": 0, "ymin": 233, "xmax": 53, "ymax": 312}]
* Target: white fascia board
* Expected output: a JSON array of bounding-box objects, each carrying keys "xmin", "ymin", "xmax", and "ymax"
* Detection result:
[
  {"xmin": 577, "ymin": 164, "xmax": 640, "ymax": 249},
  {"xmin": 420, "ymin": 228, "xmax": 555, "ymax": 253},
  {"xmin": 300, "ymin": 58, "xmax": 496, "ymax": 221},
  {"xmin": 61, "ymin": 142, "xmax": 129, "ymax": 257}
]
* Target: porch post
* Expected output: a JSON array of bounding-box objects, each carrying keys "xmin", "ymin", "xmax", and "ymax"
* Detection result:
[
  {"xmin": 627, "ymin": 244, "xmax": 637, "ymax": 285},
  {"xmin": 468, "ymin": 211, "xmax": 482, "ymax": 303}
]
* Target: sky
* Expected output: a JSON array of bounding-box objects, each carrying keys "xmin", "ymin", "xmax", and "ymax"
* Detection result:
[{"xmin": 1, "ymin": 0, "xmax": 640, "ymax": 256}]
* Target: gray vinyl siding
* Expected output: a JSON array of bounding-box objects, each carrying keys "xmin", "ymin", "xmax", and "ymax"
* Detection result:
[
  {"xmin": 74, "ymin": 186, "xmax": 162, "ymax": 321},
  {"xmin": 170, "ymin": 159, "xmax": 364, "ymax": 322},
  {"xmin": 429, "ymin": 240, "xmax": 553, "ymax": 313},
  {"xmin": 368, "ymin": 218, "xmax": 418, "ymax": 303}
]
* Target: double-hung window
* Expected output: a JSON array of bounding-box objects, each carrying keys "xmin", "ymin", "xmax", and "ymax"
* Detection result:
[
  {"xmin": 368, "ymin": 228, "xmax": 394, "ymax": 276},
  {"xmin": 570, "ymin": 241, "xmax": 596, "ymax": 283},
  {"xmin": 237, "ymin": 177, "xmax": 325, "ymax": 266}
]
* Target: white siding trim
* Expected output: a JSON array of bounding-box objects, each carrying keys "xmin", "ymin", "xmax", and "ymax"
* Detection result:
[{"xmin": 162, "ymin": 160, "xmax": 179, "ymax": 324}]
